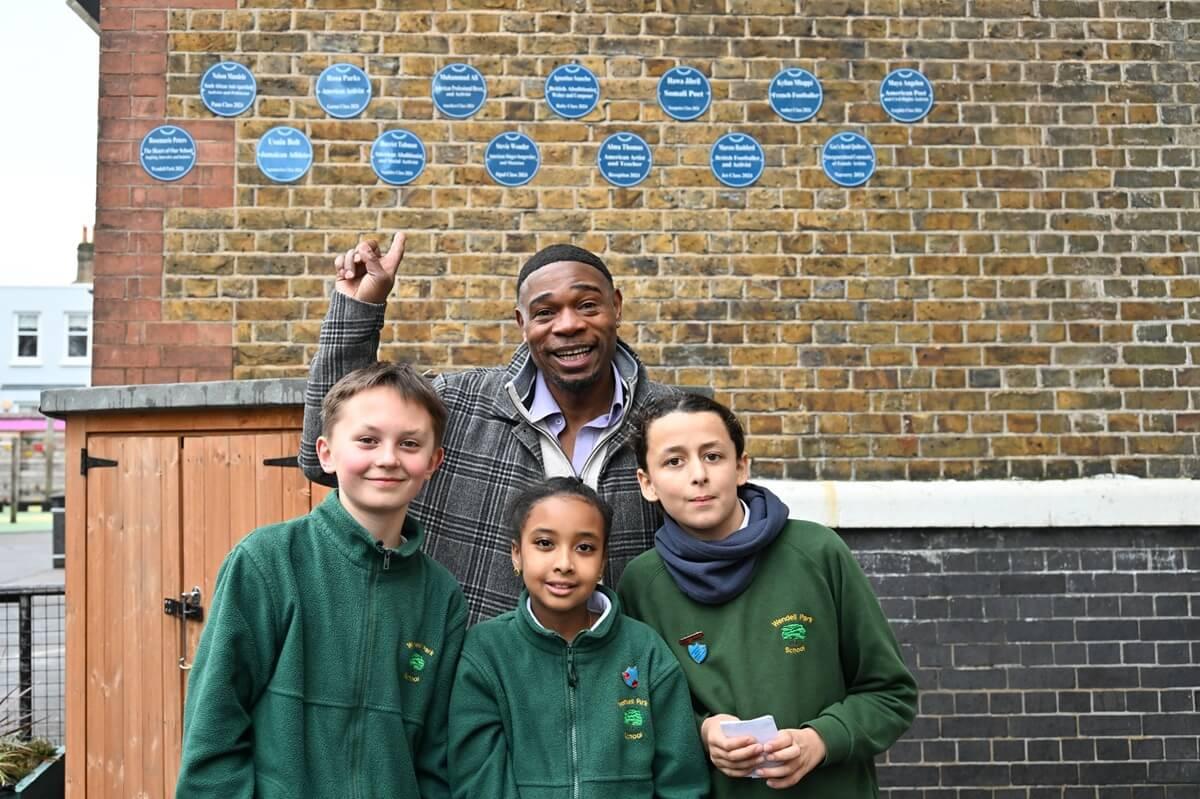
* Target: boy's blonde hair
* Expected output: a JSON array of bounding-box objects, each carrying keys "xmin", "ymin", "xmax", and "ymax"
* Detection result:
[{"xmin": 321, "ymin": 361, "xmax": 447, "ymax": 448}]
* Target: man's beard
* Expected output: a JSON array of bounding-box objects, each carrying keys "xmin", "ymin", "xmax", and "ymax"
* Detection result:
[{"xmin": 547, "ymin": 365, "xmax": 606, "ymax": 395}]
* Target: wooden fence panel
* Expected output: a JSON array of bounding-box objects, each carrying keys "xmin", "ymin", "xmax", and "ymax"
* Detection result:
[{"xmin": 83, "ymin": 435, "xmax": 181, "ymax": 799}]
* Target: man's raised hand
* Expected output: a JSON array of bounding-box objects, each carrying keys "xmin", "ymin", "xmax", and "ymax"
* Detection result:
[{"xmin": 333, "ymin": 233, "xmax": 406, "ymax": 304}]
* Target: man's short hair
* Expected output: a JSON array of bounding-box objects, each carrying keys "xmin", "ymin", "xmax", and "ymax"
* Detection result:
[
  {"xmin": 321, "ymin": 361, "xmax": 448, "ymax": 448},
  {"xmin": 516, "ymin": 244, "xmax": 614, "ymax": 296}
]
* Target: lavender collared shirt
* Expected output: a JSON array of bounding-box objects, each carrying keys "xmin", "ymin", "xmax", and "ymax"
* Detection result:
[{"xmin": 527, "ymin": 365, "xmax": 626, "ymax": 475}]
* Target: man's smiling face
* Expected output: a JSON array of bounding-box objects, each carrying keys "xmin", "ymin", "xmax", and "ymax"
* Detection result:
[{"xmin": 515, "ymin": 260, "xmax": 623, "ymax": 395}]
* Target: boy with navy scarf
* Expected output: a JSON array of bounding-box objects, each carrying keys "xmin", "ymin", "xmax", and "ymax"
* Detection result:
[{"xmin": 618, "ymin": 392, "xmax": 917, "ymax": 798}]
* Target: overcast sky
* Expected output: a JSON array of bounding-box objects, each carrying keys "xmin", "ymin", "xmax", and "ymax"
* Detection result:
[{"xmin": 0, "ymin": 3, "xmax": 99, "ymax": 286}]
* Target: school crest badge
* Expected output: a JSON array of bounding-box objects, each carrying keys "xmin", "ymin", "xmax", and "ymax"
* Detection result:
[
  {"xmin": 623, "ymin": 708, "xmax": 645, "ymax": 740},
  {"xmin": 622, "ymin": 666, "xmax": 639, "ymax": 688},
  {"xmin": 403, "ymin": 641, "xmax": 435, "ymax": 683},
  {"xmin": 679, "ymin": 631, "xmax": 708, "ymax": 664},
  {"xmin": 771, "ymin": 612, "xmax": 815, "ymax": 655},
  {"xmin": 780, "ymin": 623, "xmax": 807, "ymax": 642}
]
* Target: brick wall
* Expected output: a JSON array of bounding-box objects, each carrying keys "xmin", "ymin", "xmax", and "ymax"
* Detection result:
[
  {"xmin": 852, "ymin": 527, "xmax": 1199, "ymax": 798},
  {"xmin": 95, "ymin": 0, "xmax": 237, "ymax": 385},
  {"xmin": 94, "ymin": 0, "xmax": 1199, "ymax": 478}
]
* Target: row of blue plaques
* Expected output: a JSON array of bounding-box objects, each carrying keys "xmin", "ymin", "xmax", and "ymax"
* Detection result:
[
  {"xmin": 139, "ymin": 124, "xmax": 879, "ymax": 188},
  {"xmin": 200, "ymin": 61, "xmax": 934, "ymax": 124}
]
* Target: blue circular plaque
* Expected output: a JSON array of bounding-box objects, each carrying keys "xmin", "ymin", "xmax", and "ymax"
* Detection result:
[
  {"xmin": 768, "ymin": 68, "xmax": 822, "ymax": 123},
  {"xmin": 821, "ymin": 132, "xmax": 876, "ymax": 188},
  {"xmin": 139, "ymin": 125, "xmax": 196, "ymax": 182},
  {"xmin": 200, "ymin": 62, "xmax": 256, "ymax": 117},
  {"xmin": 544, "ymin": 63, "xmax": 600, "ymax": 119},
  {"xmin": 597, "ymin": 133, "xmax": 652, "ymax": 188},
  {"xmin": 255, "ymin": 126, "xmax": 314, "ymax": 183},
  {"xmin": 709, "ymin": 132, "xmax": 765, "ymax": 188},
  {"xmin": 879, "ymin": 68, "xmax": 934, "ymax": 123},
  {"xmin": 371, "ymin": 129, "xmax": 427, "ymax": 186},
  {"xmin": 485, "ymin": 132, "xmax": 540, "ymax": 187},
  {"xmin": 656, "ymin": 66, "xmax": 711, "ymax": 121},
  {"xmin": 432, "ymin": 63, "xmax": 488, "ymax": 119},
  {"xmin": 315, "ymin": 63, "xmax": 372, "ymax": 119}
]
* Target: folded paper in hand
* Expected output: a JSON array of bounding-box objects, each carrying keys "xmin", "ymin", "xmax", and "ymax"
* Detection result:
[{"xmin": 719, "ymin": 714, "xmax": 781, "ymax": 778}]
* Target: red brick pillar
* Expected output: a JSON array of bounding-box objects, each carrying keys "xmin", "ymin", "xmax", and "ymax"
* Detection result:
[{"xmin": 93, "ymin": 0, "xmax": 237, "ymax": 385}]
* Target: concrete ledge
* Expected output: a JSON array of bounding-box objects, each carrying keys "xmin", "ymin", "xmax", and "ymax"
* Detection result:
[
  {"xmin": 39, "ymin": 378, "xmax": 307, "ymax": 416},
  {"xmin": 38, "ymin": 380, "xmax": 1199, "ymax": 528},
  {"xmin": 761, "ymin": 476, "xmax": 1200, "ymax": 529}
]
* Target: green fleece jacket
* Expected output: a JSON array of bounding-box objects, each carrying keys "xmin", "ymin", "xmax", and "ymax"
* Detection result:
[
  {"xmin": 176, "ymin": 491, "xmax": 468, "ymax": 799},
  {"xmin": 618, "ymin": 519, "xmax": 916, "ymax": 799},
  {"xmin": 448, "ymin": 586, "xmax": 709, "ymax": 799}
]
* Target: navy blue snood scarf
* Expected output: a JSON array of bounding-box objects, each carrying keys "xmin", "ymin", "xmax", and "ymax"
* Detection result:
[{"xmin": 654, "ymin": 483, "xmax": 790, "ymax": 604}]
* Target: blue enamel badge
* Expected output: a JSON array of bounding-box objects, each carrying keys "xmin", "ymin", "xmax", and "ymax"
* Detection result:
[
  {"xmin": 688, "ymin": 642, "xmax": 708, "ymax": 664},
  {"xmin": 622, "ymin": 666, "xmax": 639, "ymax": 688}
]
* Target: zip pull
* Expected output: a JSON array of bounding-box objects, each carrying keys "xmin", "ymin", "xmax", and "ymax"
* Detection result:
[
  {"xmin": 375, "ymin": 540, "xmax": 392, "ymax": 571},
  {"xmin": 566, "ymin": 647, "xmax": 577, "ymax": 687}
]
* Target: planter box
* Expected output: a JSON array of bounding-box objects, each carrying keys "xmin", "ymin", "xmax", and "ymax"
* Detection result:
[{"xmin": 0, "ymin": 747, "xmax": 64, "ymax": 799}]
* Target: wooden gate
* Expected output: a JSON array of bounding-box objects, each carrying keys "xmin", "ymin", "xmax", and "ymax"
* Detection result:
[
  {"xmin": 83, "ymin": 435, "xmax": 180, "ymax": 799},
  {"xmin": 78, "ymin": 430, "xmax": 316, "ymax": 799}
]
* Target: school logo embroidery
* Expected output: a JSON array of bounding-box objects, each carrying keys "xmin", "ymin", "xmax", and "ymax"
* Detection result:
[
  {"xmin": 780, "ymin": 623, "xmax": 807, "ymax": 642},
  {"xmin": 618, "ymin": 697, "xmax": 649, "ymax": 741},
  {"xmin": 679, "ymin": 631, "xmax": 707, "ymax": 664},
  {"xmin": 771, "ymin": 612, "xmax": 814, "ymax": 655},
  {"xmin": 403, "ymin": 641, "xmax": 435, "ymax": 683},
  {"xmin": 622, "ymin": 666, "xmax": 639, "ymax": 688}
]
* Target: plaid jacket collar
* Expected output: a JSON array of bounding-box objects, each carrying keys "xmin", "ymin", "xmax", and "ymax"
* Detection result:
[{"xmin": 490, "ymin": 338, "xmax": 647, "ymax": 432}]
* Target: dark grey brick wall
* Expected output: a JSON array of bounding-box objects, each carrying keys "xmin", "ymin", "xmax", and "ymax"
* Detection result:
[{"xmin": 844, "ymin": 526, "xmax": 1199, "ymax": 799}]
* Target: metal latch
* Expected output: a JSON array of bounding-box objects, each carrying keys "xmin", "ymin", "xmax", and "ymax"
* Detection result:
[
  {"xmin": 164, "ymin": 586, "xmax": 205, "ymax": 671},
  {"xmin": 164, "ymin": 586, "xmax": 204, "ymax": 622}
]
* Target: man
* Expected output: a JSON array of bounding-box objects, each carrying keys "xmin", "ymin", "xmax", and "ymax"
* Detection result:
[{"xmin": 300, "ymin": 234, "xmax": 674, "ymax": 624}]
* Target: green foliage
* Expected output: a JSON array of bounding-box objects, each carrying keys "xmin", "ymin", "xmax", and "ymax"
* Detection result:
[
  {"xmin": 0, "ymin": 736, "xmax": 57, "ymax": 788},
  {"xmin": 0, "ymin": 686, "xmax": 57, "ymax": 788}
]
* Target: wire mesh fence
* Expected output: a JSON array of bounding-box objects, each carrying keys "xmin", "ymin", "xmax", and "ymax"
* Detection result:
[{"xmin": 0, "ymin": 585, "xmax": 65, "ymax": 744}]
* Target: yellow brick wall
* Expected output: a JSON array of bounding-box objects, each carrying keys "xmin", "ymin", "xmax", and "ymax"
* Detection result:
[{"xmin": 98, "ymin": 0, "xmax": 1200, "ymax": 479}]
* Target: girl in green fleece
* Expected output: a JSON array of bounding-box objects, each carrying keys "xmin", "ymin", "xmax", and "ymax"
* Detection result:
[
  {"xmin": 618, "ymin": 393, "xmax": 917, "ymax": 798},
  {"xmin": 447, "ymin": 477, "xmax": 709, "ymax": 799}
]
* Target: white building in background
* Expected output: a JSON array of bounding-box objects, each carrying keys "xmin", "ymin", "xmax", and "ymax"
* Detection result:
[
  {"xmin": 0, "ymin": 285, "xmax": 93, "ymax": 413},
  {"xmin": 2, "ymin": 232, "xmax": 94, "ymax": 413}
]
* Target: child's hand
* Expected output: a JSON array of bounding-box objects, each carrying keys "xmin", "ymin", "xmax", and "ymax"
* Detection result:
[
  {"xmin": 754, "ymin": 727, "xmax": 827, "ymax": 789},
  {"xmin": 699, "ymin": 714, "xmax": 764, "ymax": 778},
  {"xmin": 333, "ymin": 233, "xmax": 406, "ymax": 303}
]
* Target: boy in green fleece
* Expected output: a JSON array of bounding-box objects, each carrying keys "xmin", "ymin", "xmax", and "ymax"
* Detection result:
[
  {"xmin": 448, "ymin": 477, "xmax": 709, "ymax": 799},
  {"xmin": 177, "ymin": 362, "xmax": 468, "ymax": 799},
  {"xmin": 618, "ymin": 393, "xmax": 917, "ymax": 798}
]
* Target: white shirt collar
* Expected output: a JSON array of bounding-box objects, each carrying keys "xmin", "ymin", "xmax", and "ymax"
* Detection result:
[
  {"xmin": 733, "ymin": 498, "xmax": 750, "ymax": 532},
  {"xmin": 526, "ymin": 590, "xmax": 612, "ymax": 634}
]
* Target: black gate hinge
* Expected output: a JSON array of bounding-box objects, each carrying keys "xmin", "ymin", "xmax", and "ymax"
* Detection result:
[
  {"xmin": 80, "ymin": 448, "xmax": 118, "ymax": 475},
  {"xmin": 262, "ymin": 455, "xmax": 299, "ymax": 468}
]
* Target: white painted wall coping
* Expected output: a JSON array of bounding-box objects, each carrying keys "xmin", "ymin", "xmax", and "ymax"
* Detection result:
[{"xmin": 759, "ymin": 476, "xmax": 1200, "ymax": 528}]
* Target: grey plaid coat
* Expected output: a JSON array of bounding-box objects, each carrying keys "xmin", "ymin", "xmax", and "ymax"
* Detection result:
[{"xmin": 300, "ymin": 292, "xmax": 673, "ymax": 625}]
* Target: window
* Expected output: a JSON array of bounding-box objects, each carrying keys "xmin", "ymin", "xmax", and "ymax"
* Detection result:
[
  {"xmin": 65, "ymin": 312, "xmax": 91, "ymax": 361},
  {"xmin": 14, "ymin": 312, "xmax": 39, "ymax": 361}
]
